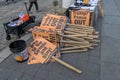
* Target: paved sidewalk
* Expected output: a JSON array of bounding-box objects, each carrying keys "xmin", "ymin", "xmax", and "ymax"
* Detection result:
[
  {"xmin": 0, "ymin": 0, "xmax": 56, "ymax": 51},
  {"xmin": 0, "ymin": 0, "xmax": 101, "ymax": 80},
  {"xmin": 100, "ymin": 0, "xmax": 120, "ymax": 80},
  {"xmin": 1, "ymin": 0, "xmax": 120, "ymax": 80},
  {"xmin": 0, "ymin": 0, "xmax": 56, "ymax": 62}
]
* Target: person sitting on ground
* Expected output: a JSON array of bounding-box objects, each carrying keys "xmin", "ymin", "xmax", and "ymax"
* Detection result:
[{"xmin": 28, "ymin": 0, "xmax": 41, "ymax": 13}]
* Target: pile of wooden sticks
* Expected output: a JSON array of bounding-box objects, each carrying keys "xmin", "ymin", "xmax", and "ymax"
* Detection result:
[{"xmin": 57, "ymin": 23, "xmax": 100, "ymax": 53}]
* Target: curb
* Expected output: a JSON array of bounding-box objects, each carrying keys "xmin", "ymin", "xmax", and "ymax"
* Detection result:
[{"xmin": 0, "ymin": 33, "xmax": 32, "ymax": 63}]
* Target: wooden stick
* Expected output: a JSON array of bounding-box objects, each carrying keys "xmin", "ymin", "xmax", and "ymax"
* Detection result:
[
  {"xmin": 88, "ymin": 35, "xmax": 99, "ymax": 39},
  {"xmin": 64, "ymin": 44, "xmax": 91, "ymax": 48},
  {"xmin": 67, "ymin": 28, "xmax": 94, "ymax": 33},
  {"xmin": 91, "ymin": 43, "xmax": 98, "ymax": 46},
  {"xmin": 61, "ymin": 49, "xmax": 88, "ymax": 53},
  {"xmin": 65, "ymin": 28, "xmax": 90, "ymax": 34},
  {"xmin": 57, "ymin": 31, "xmax": 87, "ymax": 37},
  {"xmin": 67, "ymin": 25, "xmax": 93, "ymax": 29},
  {"xmin": 61, "ymin": 46, "xmax": 87, "ymax": 51},
  {"xmin": 63, "ymin": 37, "xmax": 84, "ymax": 42},
  {"xmin": 66, "ymin": 27, "xmax": 94, "ymax": 32},
  {"xmin": 88, "ymin": 47, "xmax": 94, "ymax": 49},
  {"xmin": 93, "ymin": 31, "xmax": 99, "ymax": 35},
  {"xmin": 81, "ymin": 36, "xmax": 94, "ymax": 40},
  {"xmin": 88, "ymin": 40, "xmax": 100, "ymax": 43},
  {"xmin": 98, "ymin": 1, "xmax": 104, "ymax": 17},
  {"xmin": 58, "ymin": 33, "xmax": 85, "ymax": 41},
  {"xmin": 60, "ymin": 34, "xmax": 86, "ymax": 37},
  {"xmin": 60, "ymin": 40, "xmax": 89, "ymax": 45},
  {"xmin": 64, "ymin": 31, "xmax": 87, "ymax": 36},
  {"xmin": 51, "ymin": 56, "xmax": 82, "ymax": 74},
  {"xmin": 66, "ymin": 29, "xmax": 94, "ymax": 34},
  {"xmin": 66, "ymin": 23, "xmax": 93, "ymax": 28}
]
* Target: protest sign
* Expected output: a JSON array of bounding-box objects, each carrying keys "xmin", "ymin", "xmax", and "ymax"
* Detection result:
[
  {"xmin": 40, "ymin": 14, "xmax": 67, "ymax": 32},
  {"xmin": 70, "ymin": 10, "xmax": 90, "ymax": 26},
  {"xmin": 31, "ymin": 14, "xmax": 67, "ymax": 45},
  {"xmin": 27, "ymin": 37, "xmax": 56, "ymax": 64},
  {"xmin": 32, "ymin": 27, "xmax": 57, "ymax": 45}
]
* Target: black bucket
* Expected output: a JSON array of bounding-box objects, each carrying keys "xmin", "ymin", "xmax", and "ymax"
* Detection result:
[{"xmin": 9, "ymin": 40, "xmax": 28, "ymax": 62}]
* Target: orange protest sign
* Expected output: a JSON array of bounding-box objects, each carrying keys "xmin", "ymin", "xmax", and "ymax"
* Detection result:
[
  {"xmin": 30, "ymin": 14, "xmax": 67, "ymax": 45},
  {"xmin": 28, "ymin": 26, "xmax": 40, "ymax": 32},
  {"xmin": 27, "ymin": 37, "xmax": 56, "ymax": 64},
  {"xmin": 40, "ymin": 14, "xmax": 67, "ymax": 31},
  {"xmin": 70, "ymin": 10, "xmax": 90, "ymax": 26},
  {"xmin": 32, "ymin": 27, "xmax": 57, "ymax": 45}
]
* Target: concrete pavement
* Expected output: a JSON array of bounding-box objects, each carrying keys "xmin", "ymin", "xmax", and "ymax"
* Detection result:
[
  {"xmin": 100, "ymin": 0, "xmax": 120, "ymax": 80},
  {"xmin": 0, "ymin": 0, "xmax": 101, "ymax": 80},
  {"xmin": 0, "ymin": 0, "xmax": 56, "ymax": 63},
  {"xmin": 0, "ymin": 0, "xmax": 120, "ymax": 80}
]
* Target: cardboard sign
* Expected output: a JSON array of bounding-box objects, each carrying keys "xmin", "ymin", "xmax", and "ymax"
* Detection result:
[
  {"xmin": 27, "ymin": 37, "xmax": 56, "ymax": 64},
  {"xmin": 31, "ymin": 14, "xmax": 67, "ymax": 45},
  {"xmin": 32, "ymin": 27, "xmax": 57, "ymax": 45},
  {"xmin": 40, "ymin": 14, "xmax": 67, "ymax": 31},
  {"xmin": 28, "ymin": 26, "xmax": 40, "ymax": 32},
  {"xmin": 70, "ymin": 10, "xmax": 90, "ymax": 26}
]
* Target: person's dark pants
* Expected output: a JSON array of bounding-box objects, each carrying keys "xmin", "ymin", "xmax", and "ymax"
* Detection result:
[{"xmin": 28, "ymin": 1, "xmax": 38, "ymax": 11}]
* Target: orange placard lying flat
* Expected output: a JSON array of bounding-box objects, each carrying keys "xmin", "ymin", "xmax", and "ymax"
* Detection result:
[
  {"xmin": 70, "ymin": 10, "xmax": 90, "ymax": 26},
  {"xmin": 27, "ymin": 37, "xmax": 56, "ymax": 64},
  {"xmin": 40, "ymin": 14, "xmax": 67, "ymax": 31}
]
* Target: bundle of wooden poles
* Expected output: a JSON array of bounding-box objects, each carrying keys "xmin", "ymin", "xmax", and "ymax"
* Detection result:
[{"xmin": 57, "ymin": 23, "xmax": 100, "ymax": 53}]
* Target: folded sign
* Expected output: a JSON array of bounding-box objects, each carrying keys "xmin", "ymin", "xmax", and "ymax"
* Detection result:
[
  {"xmin": 70, "ymin": 10, "xmax": 90, "ymax": 26},
  {"xmin": 27, "ymin": 37, "xmax": 56, "ymax": 64}
]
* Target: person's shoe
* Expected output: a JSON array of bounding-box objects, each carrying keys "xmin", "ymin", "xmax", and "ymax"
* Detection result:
[
  {"xmin": 28, "ymin": 11, "xmax": 32, "ymax": 14},
  {"xmin": 36, "ymin": 10, "xmax": 41, "ymax": 12}
]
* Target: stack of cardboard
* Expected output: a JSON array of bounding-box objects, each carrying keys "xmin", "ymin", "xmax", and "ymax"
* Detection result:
[{"xmin": 27, "ymin": 13, "xmax": 99, "ymax": 74}]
